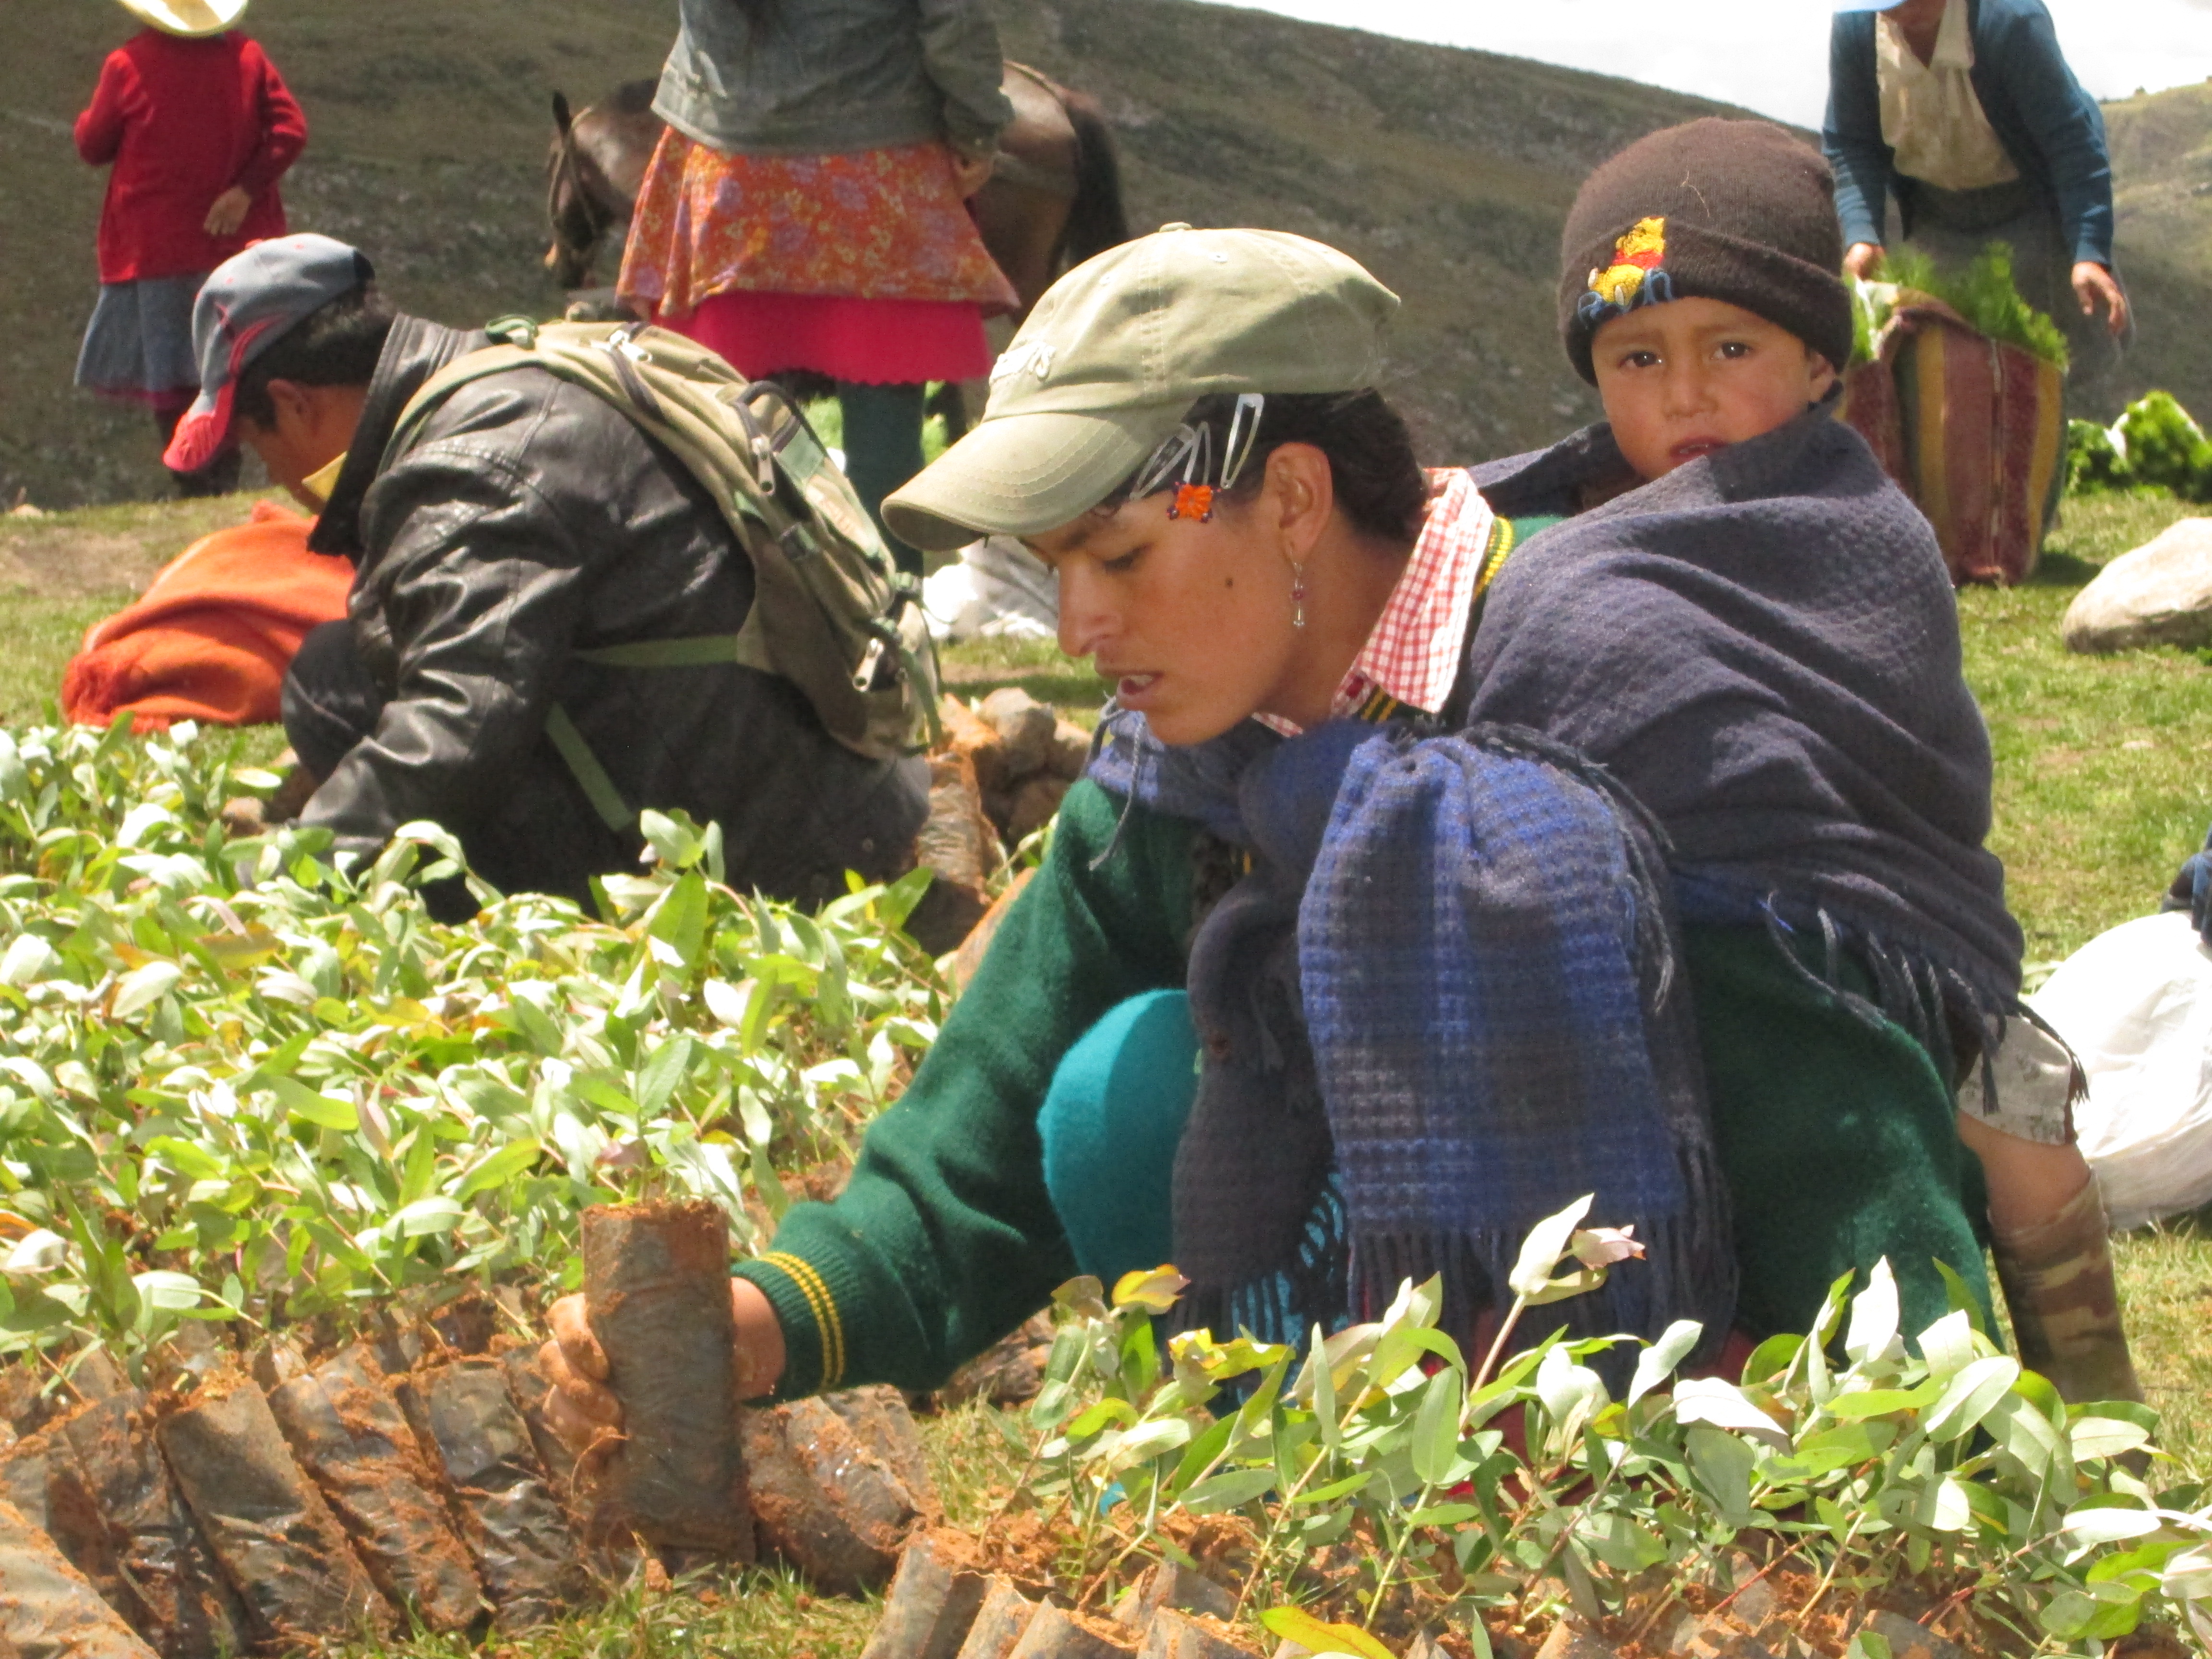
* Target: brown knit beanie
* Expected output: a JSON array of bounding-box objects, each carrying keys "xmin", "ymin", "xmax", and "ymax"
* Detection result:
[{"xmin": 1559, "ymin": 118, "xmax": 1852, "ymax": 385}]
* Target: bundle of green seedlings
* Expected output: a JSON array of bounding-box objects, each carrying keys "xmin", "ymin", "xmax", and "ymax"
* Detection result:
[
  {"xmin": 2064, "ymin": 392, "xmax": 2212, "ymax": 502},
  {"xmin": 1848, "ymin": 244, "xmax": 2069, "ymax": 372},
  {"xmin": 0, "ymin": 717, "xmax": 948, "ymax": 1386},
  {"xmin": 990, "ymin": 1198, "xmax": 2212, "ymax": 1659}
]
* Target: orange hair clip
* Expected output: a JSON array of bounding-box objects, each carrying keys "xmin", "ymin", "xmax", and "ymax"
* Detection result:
[{"xmin": 1170, "ymin": 482, "xmax": 1216, "ymax": 521}]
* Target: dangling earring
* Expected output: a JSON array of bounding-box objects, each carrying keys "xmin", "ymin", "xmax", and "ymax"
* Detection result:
[{"xmin": 1289, "ymin": 562, "xmax": 1308, "ymax": 629}]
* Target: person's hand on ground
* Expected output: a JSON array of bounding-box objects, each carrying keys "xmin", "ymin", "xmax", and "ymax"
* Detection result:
[
  {"xmin": 949, "ymin": 147, "xmax": 995, "ymax": 199},
  {"xmin": 539, "ymin": 1277, "xmax": 788, "ymax": 1456},
  {"xmin": 204, "ymin": 186, "xmax": 252, "ymax": 237},
  {"xmin": 2071, "ymin": 261, "xmax": 2129, "ymax": 338},
  {"xmin": 1843, "ymin": 241, "xmax": 1885, "ymax": 282}
]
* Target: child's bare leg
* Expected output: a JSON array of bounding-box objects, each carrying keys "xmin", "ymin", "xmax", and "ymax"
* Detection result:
[{"xmin": 1956, "ymin": 1110, "xmax": 2142, "ymax": 1403}]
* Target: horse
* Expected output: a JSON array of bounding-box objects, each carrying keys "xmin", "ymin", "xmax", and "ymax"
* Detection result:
[{"xmin": 545, "ymin": 64, "xmax": 1129, "ymax": 318}]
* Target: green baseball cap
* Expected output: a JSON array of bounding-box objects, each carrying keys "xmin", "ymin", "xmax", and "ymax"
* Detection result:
[{"xmin": 883, "ymin": 224, "xmax": 1399, "ymax": 553}]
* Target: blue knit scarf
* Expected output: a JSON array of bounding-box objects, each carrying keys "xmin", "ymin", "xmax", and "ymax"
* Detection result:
[{"xmin": 1088, "ymin": 713, "xmax": 1738, "ymax": 1354}]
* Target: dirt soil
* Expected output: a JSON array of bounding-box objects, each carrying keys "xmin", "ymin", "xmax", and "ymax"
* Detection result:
[{"xmin": 0, "ymin": 497, "xmax": 272, "ymax": 599}]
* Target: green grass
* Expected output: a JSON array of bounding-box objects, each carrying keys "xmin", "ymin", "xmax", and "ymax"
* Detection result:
[
  {"xmin": 1964, "ymin": 489, "xmax": 2212, "ymax": 964},
  {"xmin": 3, "ymin": 491, "xmax": 2210, "ymax": 1651},
  {"xmin": 0, "ymin": 491, "xmax": 279, "ymax": 722}
]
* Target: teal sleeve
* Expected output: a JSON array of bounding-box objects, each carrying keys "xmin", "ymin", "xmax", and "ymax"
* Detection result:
[{"xmin": 736, "ymin": 780, "xmax": 1196, "ymax": 1398}]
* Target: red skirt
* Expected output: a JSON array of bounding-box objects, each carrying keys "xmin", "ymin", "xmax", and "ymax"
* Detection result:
[{"xmin": 652, "ymin": 289, "xmax": 994, "ymax": 386}]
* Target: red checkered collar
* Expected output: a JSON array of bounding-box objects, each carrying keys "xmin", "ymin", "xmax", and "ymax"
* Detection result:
[{"xmin": 1257, "ymin": 469, "xmax": 1494, "ymax": 736}]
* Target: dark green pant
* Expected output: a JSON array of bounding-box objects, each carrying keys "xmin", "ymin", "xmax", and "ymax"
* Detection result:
[
  {"xmin": 1684, "ymin": 925, "xmax": 1992, "ymax": 1341},
  {"xmin": 838, "ymin": 381, "xmax": 927, "ymax": 578}
]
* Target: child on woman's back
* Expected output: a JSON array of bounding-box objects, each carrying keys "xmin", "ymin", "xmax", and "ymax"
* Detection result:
[{"xmin": 1465, "ymin": 118, "xmax": 2136, "ymax": 1401}]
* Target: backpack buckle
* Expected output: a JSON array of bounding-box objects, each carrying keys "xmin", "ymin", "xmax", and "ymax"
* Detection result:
[{"xmin": 851, "ymin": 636, "xmax": 888, "ymax": 692}]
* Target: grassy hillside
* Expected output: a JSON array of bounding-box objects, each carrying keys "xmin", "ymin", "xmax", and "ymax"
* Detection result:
[
  {"xmin": 1, "ymin": 0, "xmax": 1742, "ymax": 509},
  {"xmin": 2103, "ymin": 82, "xmax": 2212, "ymax": 424}
]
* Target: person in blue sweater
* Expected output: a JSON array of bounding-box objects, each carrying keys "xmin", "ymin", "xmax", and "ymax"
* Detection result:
[{"xmin": 1825, "ymin": 0, "xmax": 2128, "ymax": 400}]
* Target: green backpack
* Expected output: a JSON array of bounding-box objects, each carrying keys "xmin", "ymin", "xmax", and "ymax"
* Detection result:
[{"xmin": 383, "ymin": 317, "xmax": 940, "ymax": 827}]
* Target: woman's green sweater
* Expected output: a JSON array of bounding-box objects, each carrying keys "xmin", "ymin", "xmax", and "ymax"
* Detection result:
[{"xmin": 735, "ymin": 779, "xmax": 1990, "ymax": 1401}]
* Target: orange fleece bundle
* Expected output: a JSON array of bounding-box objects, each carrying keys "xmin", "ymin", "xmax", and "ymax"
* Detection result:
[{"xmin": 61, "ymin": 500, "xmax": 352, "ymax": 731}]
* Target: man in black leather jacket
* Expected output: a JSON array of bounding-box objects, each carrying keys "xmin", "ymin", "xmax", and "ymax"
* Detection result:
[{"xmin": 172, "ymin": 235, "xmax": 928, "ymax": 918}]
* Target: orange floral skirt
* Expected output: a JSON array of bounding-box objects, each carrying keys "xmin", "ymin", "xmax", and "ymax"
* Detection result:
[
  {"xmin": 620, "ymin": 130, "xmax": 1018, "ymax": 384},
  {"xmin": 619, "ymin": 127, "xmax": 1018, "ymax": 344}
]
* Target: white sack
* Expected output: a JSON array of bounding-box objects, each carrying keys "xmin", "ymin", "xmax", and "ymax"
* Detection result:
[
  {"xmin": 2029, "ymin": 910, "xmax": 2212, "ymax": 1228},
  {"xmin": 922, "ymin": 535, "xmax": 1058, "ymax": 643}
]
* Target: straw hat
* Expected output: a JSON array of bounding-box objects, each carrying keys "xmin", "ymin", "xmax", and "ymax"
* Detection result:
[{"xmin": 116, "ymin": 0, "xmax": 250, "ymax": 36}]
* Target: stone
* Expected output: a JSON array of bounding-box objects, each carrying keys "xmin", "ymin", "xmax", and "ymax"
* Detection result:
[
  {"xmin": 979, "ymin": 688, "xmax": 1058, "ymax": 778},
  {"xmin": 2063, "ymin": 516, "xmax": 2212, "ymax": 652},
  {"xmin": 943, "ymin": 697, "xmax": 1012, "ymax": 802},
  {"xmin": 1857, "ymin": 1611, "xmax": 1966, "ymax": 1659},
  {"xmin": 908, "ymin": 752, "xmax": 999, "ymax": 955},
  {"xmin": 1005, "ymin": 775, "xmax": 1071, "ymax": 843},
  {"xmin": 1046, "ymin": 721, "xmax": 1093, "ymax": 781},
  {"xmin": 947, "ymin": 869, "xmax": 1037, "ymax": 996}
]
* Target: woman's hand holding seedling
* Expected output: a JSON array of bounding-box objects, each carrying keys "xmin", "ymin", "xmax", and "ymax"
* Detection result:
[{"xmin": 540, "ymin": 1279, "xmax": 787, "ymax": 1454}]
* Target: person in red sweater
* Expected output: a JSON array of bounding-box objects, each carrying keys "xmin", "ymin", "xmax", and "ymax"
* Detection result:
[{"xmin": 73, "ymin": 0, "xmax": 306, "ymax": 497}]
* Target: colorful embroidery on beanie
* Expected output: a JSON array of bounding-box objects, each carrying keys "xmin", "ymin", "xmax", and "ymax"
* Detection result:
[{"xmin": 1579, "ymin": 216, "xmax": 1675, "ymax": 325}]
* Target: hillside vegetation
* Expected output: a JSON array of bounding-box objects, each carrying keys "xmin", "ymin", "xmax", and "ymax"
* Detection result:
[
  {"xmin": 2101, "ymin": 82, "xmax": 2212, "ymax": 424},
  {"xmin": 6, "ymin": 0, "xmax": 1738, "ymax": 508}
]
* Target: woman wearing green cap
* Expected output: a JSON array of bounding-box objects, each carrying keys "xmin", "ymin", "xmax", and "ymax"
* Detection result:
[{"xmin": 541, "ymin": 129, "xmax": 2135, "ymax": 1423}]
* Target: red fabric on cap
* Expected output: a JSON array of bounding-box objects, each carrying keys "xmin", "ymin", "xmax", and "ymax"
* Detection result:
[{"xmin": 160, "ymin": 310, "xmax": 279, "ymax": 471}]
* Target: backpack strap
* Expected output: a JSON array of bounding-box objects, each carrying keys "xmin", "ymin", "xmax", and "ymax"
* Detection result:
[{"xmin": 543, "ymin": 704, "xmax": 635, "ymax": 833}]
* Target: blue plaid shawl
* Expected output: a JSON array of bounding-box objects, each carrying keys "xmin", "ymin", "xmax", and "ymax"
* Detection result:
[{"xmin": 1088, "ymin": 714, "xmax": 1737, "ymax": 1352}]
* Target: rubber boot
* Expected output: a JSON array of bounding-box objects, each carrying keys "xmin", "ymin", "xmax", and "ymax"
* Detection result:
[
  {"xmin": 1989, "ymin": 1173, "xmax": 2145, "ymax": 1404},
  {"xmin": 836, "ymin": 380, "xmax": 928, "ymax": 579}
]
